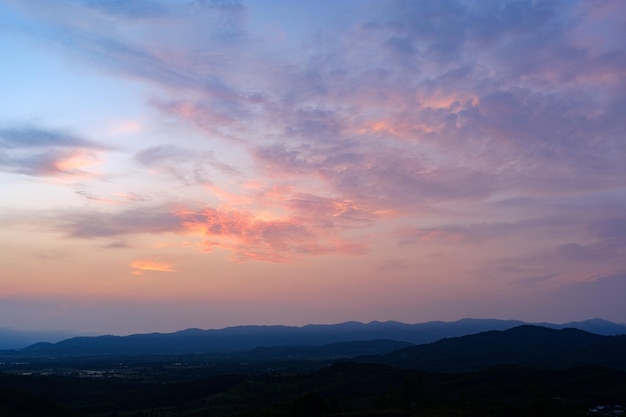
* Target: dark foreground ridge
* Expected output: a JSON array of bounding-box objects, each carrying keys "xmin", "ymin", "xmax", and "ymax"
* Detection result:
[{"xmin": 357, "ymin": 325, "xmax": 626, "ymax": 371}]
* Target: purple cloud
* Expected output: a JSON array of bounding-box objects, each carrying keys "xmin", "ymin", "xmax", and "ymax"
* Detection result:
[
  {"xmin": 0, "ymin": 125, "xmax": 108, "ymax": 176},
  {"xmin": 74, "ymin": 0, "xmax": 166, "ymax": 19},
  {"xmin": 58, "ymin": 206, "xmax": 184, "ymax": 238},
  {"xmin": 4, "ymin": 0, "xmax": 626, "ymax": 266},
  {"xmin": 135, "ymin": 144, "xmax": 239, "ymax": 185},
  {"xmin": 11, "ymin": 0, "xmax": 623, "ymax": 204},
  {"xmin": 0, "ymin": 126, "xmax": 106, "ymax": 149}
]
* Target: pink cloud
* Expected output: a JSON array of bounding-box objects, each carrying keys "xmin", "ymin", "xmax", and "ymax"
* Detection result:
[
  {"xmin": 175, "ymin": 206, "xmax": 366, "ymax": 262},
  {"xmin": 53, "ymin": 149, "xmax": 103, "ymax": 175},
  {"xmin": 286, "ymin": 193, "xmax": 377, "ymax": 228}
]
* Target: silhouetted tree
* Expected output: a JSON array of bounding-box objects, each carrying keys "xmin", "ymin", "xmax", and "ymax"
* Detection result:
[
  {"xmin": 291, "ymin": 391, "xmax": 324, "ymax": 417},
  {"xmin": 402, "ymin": 372, "xmax": 425, "ymax": 409}
]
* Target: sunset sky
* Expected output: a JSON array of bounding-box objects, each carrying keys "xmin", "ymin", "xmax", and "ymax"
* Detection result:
[{"xmin": 1, "ymin": 0, "xmax": 625, "ymax": 335}]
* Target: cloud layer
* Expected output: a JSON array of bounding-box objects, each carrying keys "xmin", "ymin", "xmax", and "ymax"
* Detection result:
[{"xmin": 1, "ymin": 0, "xmax": 625, "ymax": 331}]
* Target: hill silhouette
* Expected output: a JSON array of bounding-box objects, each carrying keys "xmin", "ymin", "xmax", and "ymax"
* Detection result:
[
  {"xmin": 16, "ymin": 319, "xmax": 522, "ymax": 357},
  {"xmin": 10, "ymin": 318, "xmax": 626, "ymax": 358},
  {"xmin": 362, "ymin": 325, "xmax": 626, "ymax": 371}
]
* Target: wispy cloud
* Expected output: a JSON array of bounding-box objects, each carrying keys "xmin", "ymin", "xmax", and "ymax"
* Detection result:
[
  {"xmin": 0, "ymin": 126, "xmax": 105, "ymax": 149},
  {"xmin": 393, "ymin": 216, "xmax": 577, "ymax": 246},
  {"xmin": 9, "ymin": 0, "xmax": 625, "ymax": 203},
  {"xmin": 57, "ymin": 206, "xmax": 184, "ymax": 238},
  {"xmin": 74, "ymin": 0, "xmax": 167, "ymax": 20},
  {"xmin": 512, "ymin": 272, "xmax": 561, "ymax": 286},
  {"xmin": 130, "ymin": 259, "xmax": 177, "ymax": 275},
  {"xmin": 135, "ymin": 144, "xmax": 239, "ymax": 185},
  {"xmin": 0, "ymin": 125, "xmax": 109, "ymax": 177}
]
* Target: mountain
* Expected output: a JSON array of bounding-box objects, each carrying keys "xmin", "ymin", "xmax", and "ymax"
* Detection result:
[
  {"xmin": 14, "ymin": 319, "xmax": 524, "ymax": 357},
  {"xmin": 540, "ymin": 318, "xmax": 626, "ymax": 335},
  {"xmin": 367, "ymin": 325, "xmax": 626, "ymax": 371},
  {"xmin": 0, "ymin": 328, "xmax": 89, "ymax": 350},
  {"xmin": 11, "ymin": 318, "xmax": 626, "ymax": 358},
  {"xmin": 245, "ymin": 339, "xmax": 412, "ymax": 360}
]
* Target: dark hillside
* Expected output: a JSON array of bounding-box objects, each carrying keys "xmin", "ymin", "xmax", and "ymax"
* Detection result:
[
  {"xmin": 375, "ymin": 325, "xmax": 626, "ymax": 371},
  {"xmin": 3, "ymin": 362, "xmax": 625, "ymax": 417}
]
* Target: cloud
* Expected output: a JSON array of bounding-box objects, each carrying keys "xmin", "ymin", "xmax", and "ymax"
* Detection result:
[
  {"xmin": 72, "ymin": 183, "xmax": 117, "ymax": 204},
  {"xmin": 4, "ymin": 0, "xmax": 250, "ymax": 98},
  {"xmin": 285, "ymin": 193, "xmax": 377, "ymax": 229},
  {"xmin": 376, "ymin": 258, "xmax": 411, "ymax": 272},
  {"xmin": 547, "ymin": 216, "xmax": 626, "ymax": 265},
  {"xmin": 589, "ymin": 216, "xmax": 626, "ymax": 243},
  {"xmin": 393, "ymin": 216, "xmax": 576, "ymax": 246},
  {"xmin": 400, "ymin": 208, "xmax": 626, "ymax": 288},
  {"xmin": 43, "ymin": 196, "xmax": 369, "ymax": 262},
  {"xmin": 175, "ymin": 205, "xmax": 366, "ymax": 262},
  {"xmin": 0, "ymin": 126, "xmax": 105, "ymax": 149},
  {"xmin": 135, "ymin": 144, "xmax": 239, "ymax": 185},
  {"xmin": 0, "ymin": 149, "xmax": 104, "ymax": 177},
  {"xmin": 4, "ymin": 0, "xmax": 626, "ymax": 268},
  {"xmin": 70, "ymin": 184, "xmax": 153, "ymax": 205},
  {"xmin": 0, "ymin": 125, "xmax": 108, "ymax": 176},
  {"xmin": 254, "ymin": 141, "xmax": 503, "ymax": 210},
  {"xmin": 512, "ymin": 272, "xmax": 560, "ymax": 286},
  {"xmin": 149, "ymin": 96, "xmax": 267, "ymax": 146},
  {"xmin": 10, "ymin": 0, "xmax": 625, "ymax": 202},
  {"xmin": 130, "ymin": 259, "xmax": 177, "ymax": 275},
  {"xmin": 395, "ymin": 227, "xmax": 465, "ymax": 245},
  {"xmin": 246, "ymin": 0, "xmax": 625, "ymax": 210},
  {"xmin": 553, "ymin": 243, "xmax": 611, "ymax": 263},
  {"xmin": 74, "ymin": 0, "xmax": 166, "ymax": 19},
  {"xmin": 119, "ymin": 192, "xmax": 152, "ymax": 203},
  {"xmin": 58, "ymin": 206, "xmax": 184, "ymax": 238}
]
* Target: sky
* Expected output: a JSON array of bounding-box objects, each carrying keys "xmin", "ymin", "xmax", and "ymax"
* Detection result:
[{"xmin": 1, "ymin": 0, "xmax": 625, "ymax": 335}]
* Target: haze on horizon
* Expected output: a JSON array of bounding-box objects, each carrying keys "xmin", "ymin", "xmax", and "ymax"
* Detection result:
[{"xmin": 1, "ymin": 0, "xmax": 625, "ymax": 336}]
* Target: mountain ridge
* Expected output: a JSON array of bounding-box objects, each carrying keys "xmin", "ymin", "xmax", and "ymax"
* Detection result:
[
  {"xmin": 362, "ymin": 325, "xmax": 626, "ymax": 371},
  {"xmin": 7, "ymin": 318, "xmax": 625, "ymax": 357}
]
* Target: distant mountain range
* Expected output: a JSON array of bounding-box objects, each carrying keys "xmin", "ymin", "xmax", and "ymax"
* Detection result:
[
  {"xmin": 0, "ymin": 328, "xmax": 90, "ymax": 350},
  {"xmin": 2, "ymin": 318, "xmax": 624, "ymax": 358}
]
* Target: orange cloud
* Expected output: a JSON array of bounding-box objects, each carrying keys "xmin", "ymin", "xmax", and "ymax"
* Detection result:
[
  {"xmin": 130, "ymin": 260, "xmax": 177, "ymax": 275},
  {"xmin": 54, "ymin": 150, "xmax": 102, "ymax": 174}
]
